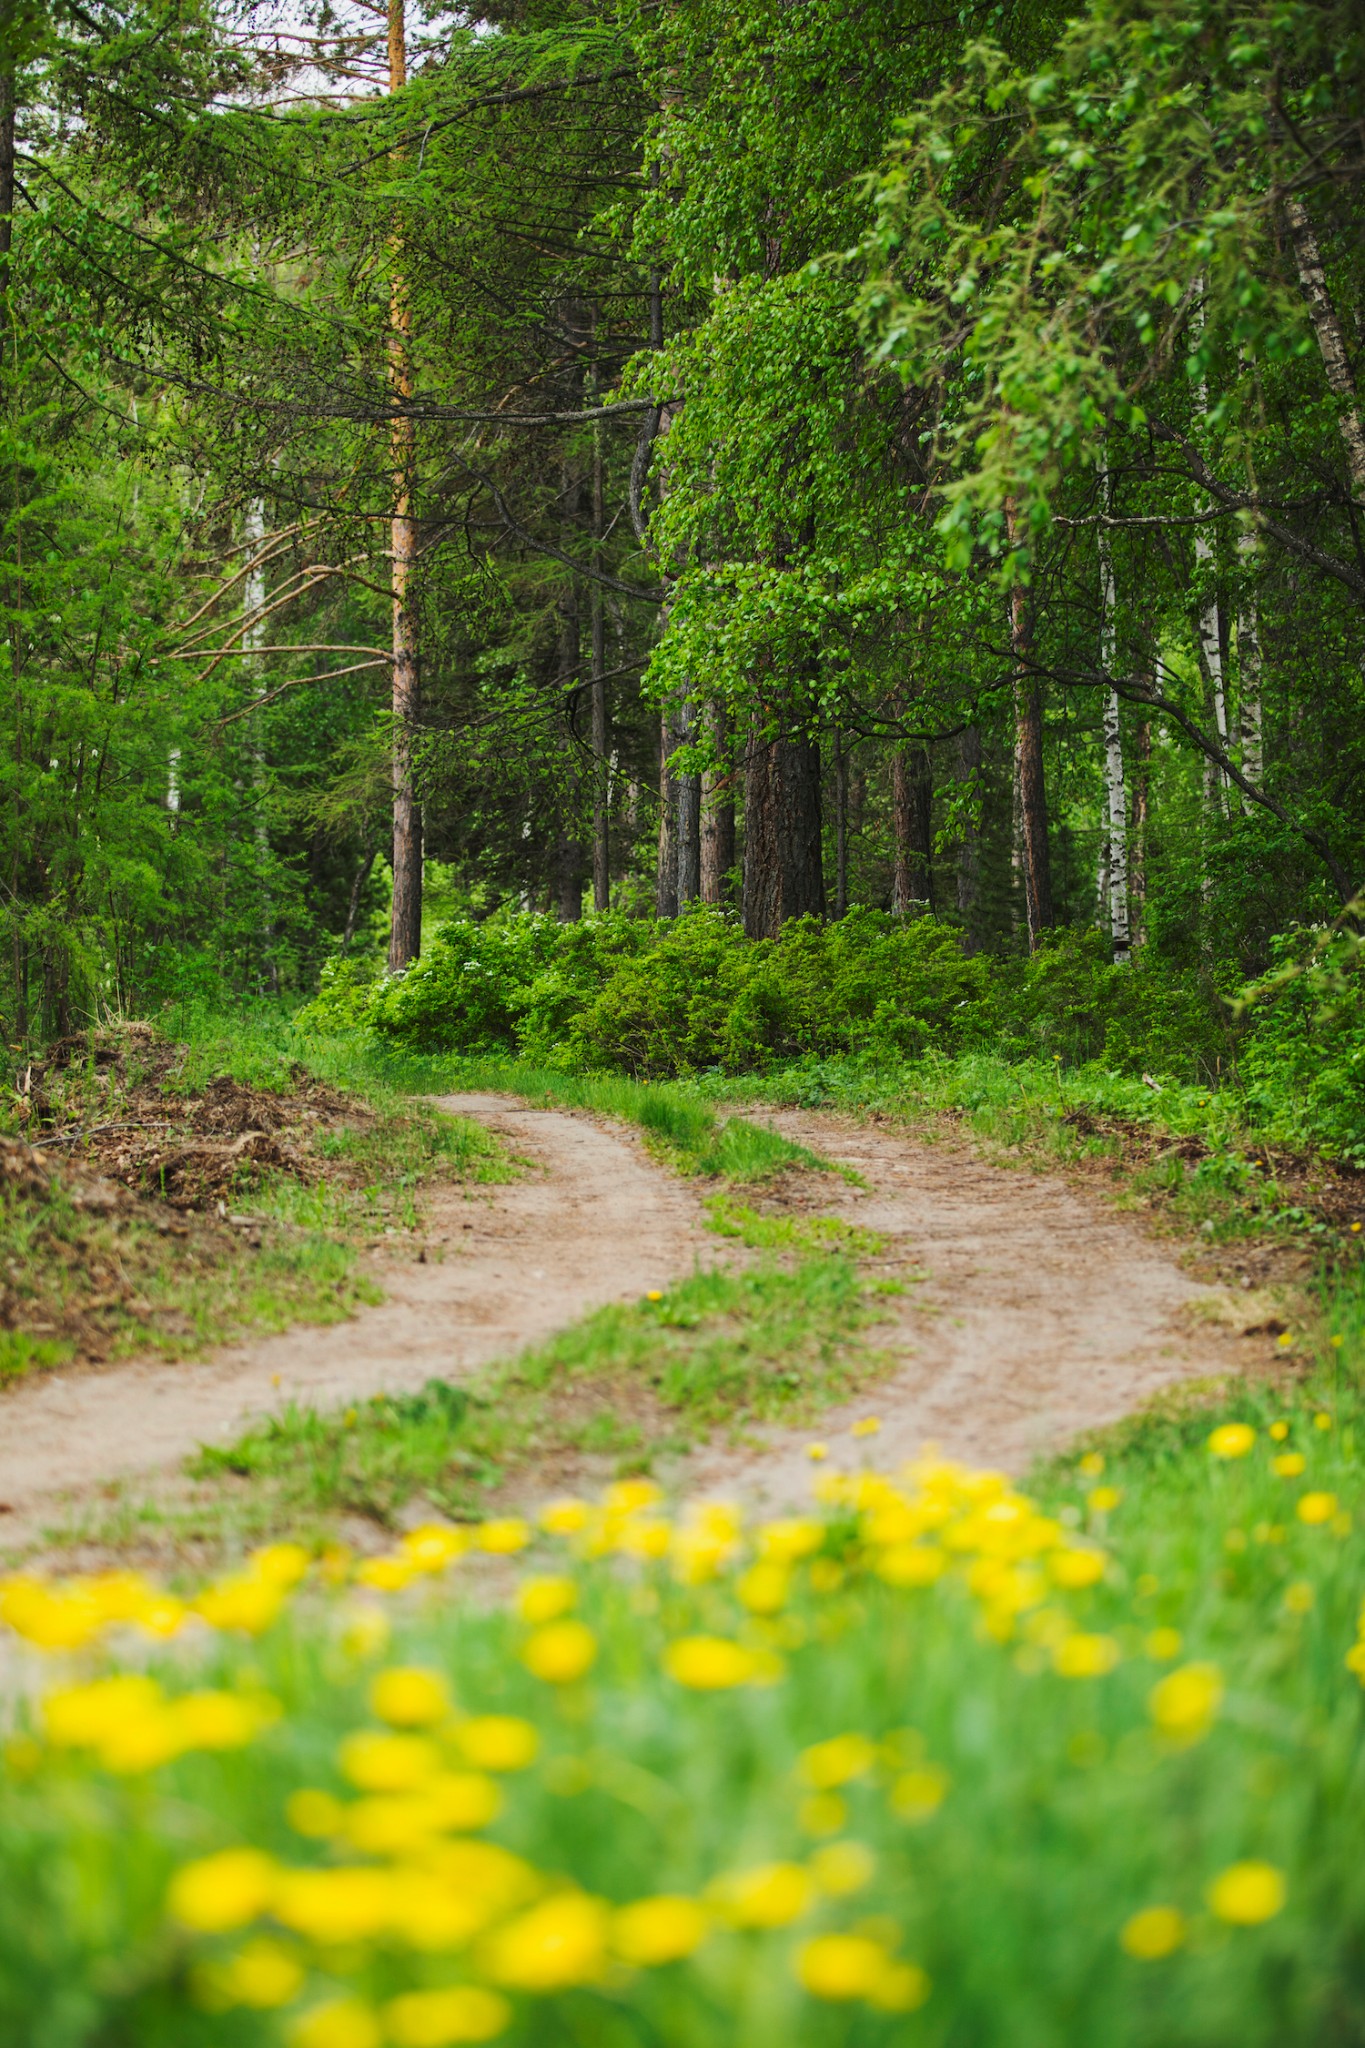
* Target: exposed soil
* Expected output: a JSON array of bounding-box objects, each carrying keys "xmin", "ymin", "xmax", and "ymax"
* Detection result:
[
  {"xmin": 0, "ymin": 1096, "xmax": 713, "ymax": 1549},
  {"xmin": 683, "ymin": 1107, "xmax": 1292, "ymax": 1513}
]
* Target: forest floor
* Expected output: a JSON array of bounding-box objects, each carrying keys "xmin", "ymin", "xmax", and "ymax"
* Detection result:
[{"xmin": 0, "ymin": 1066, "xmax": 1299, "ymax": 1570}]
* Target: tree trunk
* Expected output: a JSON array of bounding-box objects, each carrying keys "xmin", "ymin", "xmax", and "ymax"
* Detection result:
[
  {"xmin": 1284, "ymin": 195, "xmax": 1365, "ymax": 501},
  {"xmin": 1005, "ymin": 500, "xmax": 1053, "ymax": 948},
  {"xmin": 675, "ymin": 698, "xmax": 701, "ymax": 906},
  {"xmin": 555, "ymin": 568, "xmax": 584, "ymax": 923},
  {"xmin": 1131, "ymin": 718, "xmax": 1150, "ymax": 951},
  {"xmin": 954, "ymin": 725, "xmax": 981, "ymax": 950},
  {"xmin": 700, "ymin": 701, "xmax": 735, "ymax": 905},
  {"xmin": 1236, "ymin": 526, "xmax": 1264, "ymax": 799},
  {"xmin": 891, "ymin": 745, "xmax": 933, "ymax": 914},
  {"xmin": 656, "ymin": 706, "xmax": 678, "ymax": 916},
  {"xmin": 386, "ymin": 0, "xmax": 422, "ymax": 974},
  {"xmin": 1097, "ymin": 468, "xmax": 1130, "ymax": 965},
  {"xmin": 590, "ymin": 376, "xmax": 609, "ymax": 912},
  {"xmin": 742, "ymin": 704, "xmax": 824, "ymax": 939},
  {"xmin": 833, "ymin": 727, "xmax": 848, "ymax": 918}
]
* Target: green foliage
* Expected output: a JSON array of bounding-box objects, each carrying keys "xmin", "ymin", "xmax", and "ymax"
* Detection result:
[{"xmin": 1239, "ymin": 926, "xmax": 1365, "ymax": 1165}]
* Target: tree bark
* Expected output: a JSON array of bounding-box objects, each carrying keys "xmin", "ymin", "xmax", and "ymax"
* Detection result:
[
  {"xmin": 1005, "ymin": 499, "xmax": 1053, "ymax": 948},
  {"xmin": 675, "ymin": 697, "xmax": 701, "ymax": 906},
  {"xmin": 700, "ymin": 701, "xmax": 735, "ymax": 904},
  {"xmin": 954, "ymin": 725, "xmax": 981, "ymax": 950},
  {"xmin": 1283, "ymin": 195, "xmax": 1365, "ymax": 501},
  {"xmin": 742, "ymin": 700, "xmax": 824, "ymax": 938},
  {"xmin": 891, "ymin": 745, "xmax": 933, "ymax": 914},
  {"xmin": 1236, "ymin": 526, "xmax": 1264, "ymax": 800},
  {"xmin": 590, "ymin": 371, "xmax": 609, "ymax": 912},
  {"xmin": 386, "ymin": 0, "xmax": 422, "ymax": 973},
  {"xmin": 833, "ymin": 726, "xmax": 848, "ymax": 918},
  {"xmin": 656, "ymin": 705, "xmax": 678, "ymax": 916},
  {"xmin": 1131, "ymin": 718, "xmax": 1150, "ymax": 951},
  {"xmin": 1097, "ymin": 467, "xmax": 1130, "ymax": 965}
]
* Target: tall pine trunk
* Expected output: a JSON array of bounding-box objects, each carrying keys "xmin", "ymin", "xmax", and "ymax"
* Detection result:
[
  {"xmin": 954, "ymin": 726, "xmax": 982, "ymax": 950},
  {"xmin": 1097, "ymin": 466, "xmax": 1130, "ymax": 965},
  {"xmin": 1005, "ymin": 499, "xmax": 1053, "ymax": 948},
  {"xmin": 700, "ymin": 702, "xmax": 735, "ymax": 904},
  {"xmin": 386, "ymin": 0, "xmax": 422, "ymax": 973},
  {"xmin": 741, "ymin": 692, "xmax": 824, "ymax": 939},
  {"xmin": 891, "ymin": 744, "xmax": 933, "ymax": 914}
]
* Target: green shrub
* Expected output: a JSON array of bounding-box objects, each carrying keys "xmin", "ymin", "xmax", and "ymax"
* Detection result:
[{"xmin": 1240, "ymin": 927, "xmax": 1365, "ymax": 1164}]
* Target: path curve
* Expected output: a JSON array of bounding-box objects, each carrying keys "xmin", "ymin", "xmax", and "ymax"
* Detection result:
[
  {"xmin": 0, "ymin": 1095, "xmax": 709, "ymax": 1536},
  {"xmin": 686, "ymin": 1106, "xmax": 1268, "ymax": 1508}
]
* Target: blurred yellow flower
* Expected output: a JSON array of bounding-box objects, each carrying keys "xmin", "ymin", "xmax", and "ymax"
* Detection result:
[
  {"xmin": 890, "ymin": 1765, "xmax": 950, "ymax": 1821},
  {"xmin": 810, "ymin": 1840, "xmax": 875, "ymax": 1895},
  {"xmin": 868, "ymin": 1960, "xmax": 932, "ymax": 2012},
  {"xmin": 370, "ymin": 1667, "xmax": 451, "ymax": 1729},
  {"xmin": 43, "ymin": 1674, "xmax": 161, "ymax": 1747},
  {"xmin": 167, "ymin": 1848, "xmax": 277, "ymax": 1933},
  {"xmin": 477, "ymin": 1520, "xmax": 529, "ymax": 1555},
  {"xmin": 1053, "ymin": 1633, "xmax": 1121, "ymax": 1679},
  {"xmin": 851, "ymin": 1417, "xmax": 882, "ymax": 1438},
  {"xmin": 286, "ymin": 1789, "xmax": 344, "ymax": 1839},
  {"xmin": 273, "ymin": 1866, "xmax": 394, "ymax": 1943},
  {"xmin": 454, "ymin": 1717, "xmax": 539, "ymax": 1773},
  {"xmin": 1269, "ymin": 1420, "xmax": 1290, "ymax": 1441},
  {"xmin": 289, "ymin": 1997, "xmax": 382, "ymax": 2048},
  {"xmin": 758, "ymin": 1517, "xmax": 825, "ymax": 1563},
  {"xmin": 1120, "ymin": 1906, "xmax": 1186, "ymax": 1959},
  {"xmin": 1207, "ymin": 1423, "xmax": 1255, "ymax": 1459},
  {"xmin": 1273, "ymin": 1453, "xmax": 1306, "ymax": 1478},
  {"xmin": 799, "ymin": 1732, "xmax": 877, "ymax": 1790},
  {"xmin": 1207, "ymin": 1861, "xmax": 1285, "ymax": 1925},
  {"xmin": 1087, "ymin": 1487, "xmax": 1122, "ymax": 1513},
  {"xmin": 807, "ymin": 1443, "xmax": 829, "ymax": 1462},
  {"xmin": 1283, "ymin": 1581, "xmax": 1315, "ymax": 1614},
  {"xmin": 876, "ymin": 1543, "xmax": 947, "ymax": 1588},
  {"xmin": 799, "ymin": 1792, "xmax": 848, "ymax": 1836},
  {"xmin": 354, "ymin": 1556, "xmax": 415, "ymax": 1594},
  {"xmin": 664, "ymin": 1635, "xmax": 758, "ymax": 1690},
  {"xmin": 400, "ymin": 1526, "xmax": 468, "ymax": 1574},
  {"xmin": 1078, "ymin": 1452, "xmax": 1105, "ymax": 1478},
  {"xmin": 384, "ymin": 1987, "xmax": 510, "ymax": 2046},
  {"xmin": 248, "ymin": 1543, "xmax": 310, "ymax": 1588},
  {"xmin": 338, "ymin": 1732, "xmax": 442, "ymax": 1793},
  {"xmin": 1145, "ymin": 1627, "xmax": 1182, "ymax": 1662},
  {"xmin": 1314, "ymin": 1412, "xmax": 1334, "ymax": 1431},
  {"xmin": 736, "ymin": 1562, "xmax": 790, "ymax": 1614},
  {"xmin": 707, "ymin": 1862, "xmax": 813, "ymax": 1929},
  {"xmin": 1149, "ymin": 1663, "xmax": 1223, "ymax": 1743},
  {"xmin": 1297, "ymin": 1491, "xmax": 1338, "ymax": 1525},
  {"xmin": 221, "ymin": 1938, "xmax": 304, "ymax": 2009},
  {"xmin": 521, "ymin": 1620, "xmax": 597, "ymax": 1684},
  {"xmin": 483, "ymin": 1893, "xmax": 610, "ymax": 1991},
  {"xmin": 194, "ymin": 1576, "xmax": 285, "ymax": 1635},
  {"xmin": 645, "ymin": 1289, "xmax": 664, "ymax": 1302},
  {"xmin": 538, "ymin": 1499, "xmax": 589, "ymax": 1535},
  {"xmin": 611, "ymin": 1894, "xmax": 709, "ymax": 1966},
  {"xmin": 516, "ymin": 1575, "xmax": 577, "ymax": 1625},
  {"xmin": 1048, "ymin": 1548, "xmax": 1106, "ymax": 1589}
]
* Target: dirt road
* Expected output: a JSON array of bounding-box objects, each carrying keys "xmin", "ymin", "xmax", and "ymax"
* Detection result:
[{"xmin": 0, "ymin": 1094, "xmax": 1267, "ymax": 1548}]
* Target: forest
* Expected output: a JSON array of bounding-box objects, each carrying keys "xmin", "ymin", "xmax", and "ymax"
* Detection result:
[{"xmin": 3, "ymin": 6, "xmax": 1365, "ymax": 2048}]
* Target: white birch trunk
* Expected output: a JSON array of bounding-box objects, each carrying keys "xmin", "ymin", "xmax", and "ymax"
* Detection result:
[
  {"xmin": 1284, "ymin": 195, "xmax": 1365, "ymax": 502},
  {"xmin": 1236, "ymin": 525, "xmax": 1264, "ymax": 802},
  {"xmin": 244, "ymin": 498, "xmax": 268, "ymax": 861},
  {"xmin": 1097, "ymin": 464, "xmax": 1130, "ymax": 965}
]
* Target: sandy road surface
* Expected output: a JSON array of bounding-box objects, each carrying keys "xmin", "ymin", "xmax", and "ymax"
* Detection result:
[
  {"xmin": 0, "ymin": 1095, "xmax": 709, "ymax": 1541},
  {"xmin": 687, "ymin": 1107, "xmax": 1264, "ymax": 1508},
  {"xmin": 0, "ymin": 1094, "xmax": 1265, "ymax": 1549}
]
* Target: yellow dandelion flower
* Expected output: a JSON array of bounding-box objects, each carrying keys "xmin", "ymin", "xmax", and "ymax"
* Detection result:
[
  {"xmin": 338, "ymin": 1731, "xmax": 442, "ymax": 1793},
  {"xmin": 1273, "ymin": 1452, "xmax": 1306, "ymax": 1478},
  {"xmin": 476, "ymin": 1519, "xmax": 529, "ymax": 1556},
  {"xmin": 1283, "ymin": 1581, "xmax": 1314, "ymax": 1614},
  {"xmin": 645, "ymin": 1289, "xmax": 664, "ymax": 1302},
  {"xmin": 664, "ymin": 1635, "xmax": 759, "ymax": 1690},
  {"xmin": 482, "ymin": 1893, "xmax": 610, "ymax": 1991},
  {"xmin": 736, "ymin": 1562, "xmax": 791, "ymax": 1615},
  {"xmin": 42, "ymin": 1674, "xmax": 162, "ymax": 1748},
  {"xmin": 1149, "ymin": 1662, "xmax": 1223, "ymax": 1743},
  {"xmin": 167, "ymin": 1848, "xmax": 277, "ymax": 1933},
  {"xmin": 796, "ymin": 1934, "xmax": 907, "ymax": 2002},
  {"xmin": 1052, "ymin": 1633, "xmax": 1121, "ymax": 1679},
  {"xmin": 400, "ymin": 1527, "xmax": 469, "ymax": 1574},
  {"xmin": 538, "ymin": 1499, "xmax": 589, "ymax": 1535},
  {"xmin": 247, "ymin": 1542, "xmax": 310, "ymax": 1588},
  {"xmin": 516, "ymin": 1575, "xmax": 577, "ymax": 1625},
  {"xmin": 1277, "ymin": 1332, "xmax": 1294, "ymax": 1350},
  {"xmin": 1078, "ymin": 1452, "xmax": 1105, "ymax": 1478},
  {"xmin": 383, "ymin": 1987, "xmax": 511, "ymax": 2047},
  {"xmin": 1048, "ymin": 1548, "xmax": 1106, "ymax": 1589},
  {"xmin": 1087, "ymin": 1487, "xmax": 1122, "ymax": 1513},
  {"xmin": 1297, "ymin": 1491, "xmax": 1338, "ymax": 1525},
  {"xmin": 369, "ymin": 1667, "xmax": 450, "ymax": 1729},
  {"xmin": 611, "ymin": 1895, "xmax": 709, "ymax": 1967},
  {"xmin": 1314, "ymin": 1411, "xmax": 1334, "ymax": 1431},
  {"xmin": 876, "ymin": 1543, "xmax": 947, "ymax": 1588},
  {"xmin": 1207, "ymin": 1423, "xmax": 1255, "ymax": 1459},
  {"xmin": 222, "ymin": 1938, "xmax": 305, "ymax": 2010},
  {"xmin": 289, "ymin": 1998, "xmax": 382, "ymax": 2048},
  {"xmin": 1269, "ymin": 1420, "xmax": 1290, "ymax": 1441},
  {"xmin": 1145, "ymin": 1627, "xmax": 1182, "ymax": 1662},
  {"xmin": 272, "ymin": 1867, "xmax": 394, "ymax": 1944},
  {"xmin": 1120, "ymin": 1906, "xmax": 1187, "ymax": 1960},
  {"xmin": 810, "ymin": 1840, "xmax": 876, "ymax": 1896},
  {"xmin": 286, "ymin": 1789, "xmax": 345, "ymax": 1839},
  {"xmin": 707, "ymin": 1862, "xmax": 813, "ymax": 1929},
  {"xmin": 851, "ymin": 1417, "xmax": 882, "ymax": 1439},
  {"xmin": 453, "ymin": 1716, "xmax": 539, "ymax": 1773},
  {"xmin": 807, "ymin": 1442, "xmax": 829, "ymax": 1462},
  {"xmin": 799, "ymin": 1732, "xmax": 878, "ymax": 1790},
  {"xmin": 1207, "ymin": 1861, "xmax": 1285, "ymax": 1925},
  {"xmin": 890, "ymin": 1765, "xmax": 950, "ymax": 1821},
  {"xmin": 868, "ymin": 1960, "xmax": 932, "ymax": 2013},
  {"xmin": 798, "ymin": 1792, "xmax": 848, "ymax": 1836},
  {"xmin": 194, "ymin": 1576, "xmax": 285, "ymax": 1635},
  {"xmin": 521, "ymin": 1620, "xmax": 597, "ymax": 1684}
]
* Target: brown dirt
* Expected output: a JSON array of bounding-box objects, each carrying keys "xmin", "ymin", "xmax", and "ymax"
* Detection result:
[
  {"xmin": 0, "ymin": 1093, "xmax": 1291, "ymax": 1555},
  {"xmin": 683, "ymin": 1107, "xmax": 1291, "ymax": 1512},
  {"xmin": 0, "ymin": 1096, "xmax": 712, "ymax": 1549}
]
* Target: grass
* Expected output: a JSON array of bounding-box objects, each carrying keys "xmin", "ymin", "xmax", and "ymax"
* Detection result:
[{"xmin": 3, "ymin": 1334, "xmax": 1365, "ymax": 2047}]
